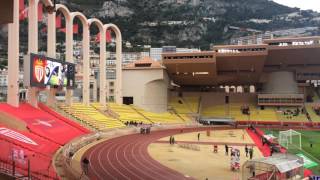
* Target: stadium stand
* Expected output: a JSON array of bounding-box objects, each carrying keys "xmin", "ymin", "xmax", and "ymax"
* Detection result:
[
  {"xmin": 202, "ymin": 103, "xmax": 279, "ymax": 121},
  {"xmin": 106, "ymin": 103, "xmax": 152, "ymax": 124},
  {"xmin": 275, "ymin": 107, "xmax": 308, "ymax": 122},
  {"xmin": 133, "ymin": 106, "xmax": 187, "ymax": 124},
  {"xmin": 169, "ymin": 96, "xmax": 199, "ymax": 114},
  {"xmin": 248, "ymin": 107, "xmax": 278, "ymax": 122},
  {"xmin": 169, "ymin": 97, "xmax": 191, "ymax": 114},
  {"xmin": 0, "ymin": 103, "xmax": 87, "ymax": 145},
  {"xmin": 306, "ymin": 104, "xmax": 320, "ymax": 122},
  {"xmin": 39, "ymin": 103, "xmax": 90, "ymax": 133},
  {"xmin": 0, "ymin": 103, "xmax": 89, "ymax": 179},
  {"xmin": 58, "ymin": 103, "xmax": 125, "ymax": 130}
]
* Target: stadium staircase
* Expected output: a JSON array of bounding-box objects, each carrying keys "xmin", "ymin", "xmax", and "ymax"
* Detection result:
[
  {"xmin": 58, "ymin": 103, "xmax": 125, "ymax": 131},
  {"xmin": 167, "ymin": 107, "xmax": 189, "ymax": 122}
]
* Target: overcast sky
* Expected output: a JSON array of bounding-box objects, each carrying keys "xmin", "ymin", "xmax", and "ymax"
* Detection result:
[{"xmin": 273, "ymin": 0, "xmax": 320, "ymax": 12}]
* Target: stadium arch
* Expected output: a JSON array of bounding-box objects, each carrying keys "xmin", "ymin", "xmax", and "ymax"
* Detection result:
[
  {"xmin": 7, "ymin": 0, "xmax": 123, "ymax": 107},
  {"xmin": 88, "ymin": 18, "xmax": 107, "ymax": 106},
  {"xmin": 104, "ymin": 24, "xmax": 123, "ymax": 104}
]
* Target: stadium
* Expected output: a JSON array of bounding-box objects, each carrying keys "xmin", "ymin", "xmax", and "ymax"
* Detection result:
[{"xmin": 1, "ymin": 1, "xmax": 320, "ymax": 180}]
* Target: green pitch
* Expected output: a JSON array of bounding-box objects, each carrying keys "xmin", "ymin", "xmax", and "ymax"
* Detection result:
[{"xmin": 263, "ymin": 129, "xmax": 320, "ymax": 175}]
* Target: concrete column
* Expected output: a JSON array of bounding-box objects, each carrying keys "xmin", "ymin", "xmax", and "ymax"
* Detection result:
[
  {"xmin": 47, "ymin": 11, "xmax": 57, "ymax": 105},
  {"xmin": 7, "ymin": 0, "xmax": 20, "ymax": 107},
  {"xmin": 99, "ymin": 30, "xmax": 106, "ymax": 106},
  {"xmin": 115, "ymin": 30, "xmax": 122, "ymax": 104},
  {"xmin": 65, "ymin": 15, "xmax": 73, "ymax": 105},
  {"xmin": 82, "ymin": 25, "xmax": 90, "ymax": 105},
  {"xmin": 27, "ymin": 0, "xmax": 39, "ymax": 108}
]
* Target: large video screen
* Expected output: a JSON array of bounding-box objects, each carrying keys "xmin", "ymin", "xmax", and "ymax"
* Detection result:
[{"xmin": 29, "ymin": 53, "xmax": 75, "ymax": 88}]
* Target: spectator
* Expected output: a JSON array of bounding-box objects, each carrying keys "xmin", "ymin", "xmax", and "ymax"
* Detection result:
[
  {"xmin": 225, "ymin": 144, "xmax": 229, "ymax": 155},
  {"xmin": 249, "ymin": 148, "xmax": 253, "ymax": 159},
  {"xmin": 82, "ymin": 157, "xmax": 90, "ymax": 175},
  {"xmin": 245, "ymin": 145, "xmax": 248, "ymax": 157}
]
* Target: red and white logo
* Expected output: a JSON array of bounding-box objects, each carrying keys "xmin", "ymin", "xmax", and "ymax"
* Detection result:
[
  {"xmin": 35, "ymin": 65, "xmax": 44, "ymax": 82},
  {"xmin": 0, "ymin": 127, "xmax": 38, "ymax": 146},
  {"xmin": 33, "ymin": 58, "xmax": 45, "ymax": 83},
  {"xmin": 32, "ymin": 119, "xmax": 55, "ymax": 127}
]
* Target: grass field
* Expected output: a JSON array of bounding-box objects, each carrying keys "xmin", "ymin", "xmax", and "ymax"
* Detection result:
[{"xmin": 263, "ymin": 129, "xmax": 320, "ymax": 175}]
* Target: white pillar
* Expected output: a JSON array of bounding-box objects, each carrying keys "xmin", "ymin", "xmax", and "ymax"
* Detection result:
[
  {"xmin": 115, "ymin": 30, "xmax": 122, "ymax": 104},
  {"xmin": 82, "ymin": 24, "xmax": 90, "ymax": 105},
  {"xmin": 27, "ymin": 0, "xmax": 39, "ymax": 108},
  {"xmin": 225, "ymin": 86, "xmax": 230, "ymax": 93},
  {"xmin": 250, "ymin": 85, "xmax": 255, "ymax": 93},
  {"xmin": 93, "ymin": 79, "xmax": 97, "ymax": 102},
  {"xmin": 47, "ymin": 11, "xmax": 57, "ymax": 105},
  {"xmin": 7, "ymin": 0, "xmax": 20, "ymax": 107},
  {"xmin": 65, "ymin": 15, "xmax": 73, "ymax": 105},
  {"xmin": 99, "ymin": 30, "xmax": 106, "ymax": 106}
]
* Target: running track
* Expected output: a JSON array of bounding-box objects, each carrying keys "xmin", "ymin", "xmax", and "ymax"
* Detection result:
[{"xmin": 83, "ymin": 127, "xmax": 232, "ymax": 180}]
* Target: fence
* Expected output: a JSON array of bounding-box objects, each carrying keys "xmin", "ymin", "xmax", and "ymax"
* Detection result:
[
  {"xmin": 0, "ymin": 157, "xmax": 59, "ymax": 180},
  {"xmin": 0, "ymin": 137, "xmax": 59, "ymax": 180}
]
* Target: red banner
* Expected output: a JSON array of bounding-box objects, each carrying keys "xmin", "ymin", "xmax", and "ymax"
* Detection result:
[
  {"xmin": 106, "ymin": 30, "xmax": 112, "ymax": 43},
  {"xmin": 73, "ymin": 24, "xmax": 79, "ymax": 34},
  {"xmin": 95, "ymin": 30, "xmax": 113, "ymax": 43},
  {"xmin": 19, "ymin": 0, "xmax": 25, "ymax": 12},
  {"xmin": 56, "ymin": 14, "xmax": 62, "ymax": 28},
  {"xmin": 19, "ymin": 8, "xmax": 28, "ymax": 21},
  {"xmin": 38, "ymin": 4, "xmax": 43, "ymax": 22}
]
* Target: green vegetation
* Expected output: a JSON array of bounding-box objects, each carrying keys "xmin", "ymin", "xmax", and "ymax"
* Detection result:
[
  {"xmin": 263, "ymin": 129, "xmax": 320, "ymax": 174},
  {"xmin": 0, "ymin": 60, "xmax": 7, "ymax": 69},
  {"xmin": 67, "ymin": 0, "xmax": 307, "ymax": 50}
]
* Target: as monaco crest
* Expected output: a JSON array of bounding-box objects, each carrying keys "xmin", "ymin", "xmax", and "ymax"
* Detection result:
[
  {"xmin": 33, "ymin": 58, "xmax": 45, "ymax": 83},
  {"xmin": 35, "ymin": 65, "xmax": 44, "ymax": 82}
]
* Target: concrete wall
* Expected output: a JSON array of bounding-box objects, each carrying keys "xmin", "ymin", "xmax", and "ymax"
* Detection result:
[
  {"xmin": 263, "ymin": 71, "xmax": 298, "ymax": 94},
  {"xmin": 123, "ymin": 68, "xmax": 169, "ymax": 112}
]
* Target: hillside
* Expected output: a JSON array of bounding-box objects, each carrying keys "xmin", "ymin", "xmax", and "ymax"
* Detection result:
[
  {"xmin": 0, "ymin": 0, "xmax": 320, "ymax": 54},
  {"xmin": 62, "ymin": 0, "xmax": 320, "ymax": 49}
]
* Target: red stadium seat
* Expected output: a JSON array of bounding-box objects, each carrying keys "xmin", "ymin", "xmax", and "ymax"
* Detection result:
[{"xmin": 0, "ymin": 103, "xmax": 88, "ymax": 145}]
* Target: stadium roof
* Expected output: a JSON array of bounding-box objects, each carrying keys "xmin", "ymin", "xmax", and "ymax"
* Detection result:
[{"xmin": 162, "ymin": 36, "xmax": 320, "ymax": 86}]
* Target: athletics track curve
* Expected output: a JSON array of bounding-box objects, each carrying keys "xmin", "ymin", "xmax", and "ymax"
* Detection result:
[{"xmin": 83, "ymin": 127, "xmax": 222, "ymax": 180}]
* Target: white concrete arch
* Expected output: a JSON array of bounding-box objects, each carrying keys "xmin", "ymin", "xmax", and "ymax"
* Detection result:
[
  {"xmin": 54, "ymin": 4, "xmax": 74, "ymax": 105},
  {"xmin": 7, "ymin": 1, "xmax": 122, "ymax": 107},
  {"xmin": 236, "ymin": 86, "xmax": 243, "ymax": 93},
  {"xmin": 225, "ymin": 86, "xmax": 230, "ymax": 93},
  {"xmin": 104, "ymin": 23, "xmax": 123, "ymax": 104},
  {"xmin": 55, "ymin": 4, "xmax": 72, "ymax": 61},
  {"xmin": 70, "ymin": 12, "xmax": 90, "ymax": 105},
  {"xmin": 249, "ymin": 85, "xmax": 255, "ymax": 93},
  {"xmin": 27, "ymin": 0, "xmax": 56, "ymax": 107},
  {"xmin": 88, "ymin": 18, "xmax": 106, "ymax": 106},
  {"xmin": 8, "ymin": 0, "xmax": 55, "ymax": 107}
]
